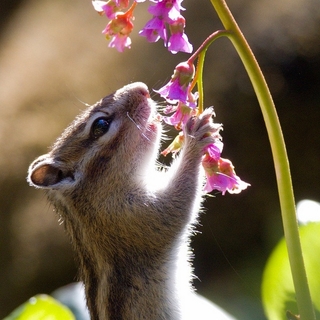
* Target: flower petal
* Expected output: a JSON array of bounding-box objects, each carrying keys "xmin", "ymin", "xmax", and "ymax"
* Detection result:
[
  {"xmin": 168, "ymin": 32, "xmax": 193, "ymax": 54},
  {"xmin": 139, "ymin": 16, "xmax": 167, "ymax": 42},
  {"xmin": 109, "ymin": 34, "xmax": 131, "ymax": 52}
]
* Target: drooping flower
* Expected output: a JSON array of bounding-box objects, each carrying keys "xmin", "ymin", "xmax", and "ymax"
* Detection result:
[
  {"xmin": 139, "ymin": 16, "xmax": 167, "ymax": 42},
  {"xmin": 92, "ymin": 1, "xmax": 109, "ymax": 14},
  {"xmin": 92, "ymin": 0, "xmax": 129, "ymax": 19},
  {"xmin": 168, "ymin": 32, "xmax": 193, "ymax": 54},
  {"xmin": 101, "ymin": 4, "xmax": 136, "ymax": 51},
  {"xmin": 204, "ymin": 140, "xmax": 223, "ymax": 161},
  {"xmin": 164, "ymin": 103, "xmax": 196, "ymax": 130},
  {"xmin": 93, "ymin": 0, "xmax": 136, "ymax": 52},
  {"xmin": 161, "ymin": 131, "xmax": 184, "ymax": 156},
  {"xmin": 148, "ymin": 0, "xmax": 183, "ymax": 23},
  {"xmin": 168, "ymin": 16, "xmax": 192, "ymax": 54},
  {"xmin": 140, "ymin": 0, "xmax": 192, "ymax": 53},
  {"xmin": 156, "ymin": 78, "xmax": 188, "ymax": 103},
  {"xmin": 156, "ymin": 61, "xmax": 195, "ymax": 105},
  {"xmin": 108, "ymin": 33, "xmax": 132, "ymax": 51},
  {"xmin": 202, "ymin": 154, "xmax": 250, "ymax": 194}
]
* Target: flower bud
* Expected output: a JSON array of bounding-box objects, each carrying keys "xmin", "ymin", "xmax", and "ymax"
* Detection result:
[
  {"xmin": 173, "ymin": 61, "xmax": 195, "ymax": 87},
  {"xmin": 161, "ymin": 132, "xmax": 184, "ymax": 156}
]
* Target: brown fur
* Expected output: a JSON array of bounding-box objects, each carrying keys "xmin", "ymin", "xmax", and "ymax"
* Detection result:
[{"xmin": 27, "ymin": 82, "xmax": 221, "ymax": 320}]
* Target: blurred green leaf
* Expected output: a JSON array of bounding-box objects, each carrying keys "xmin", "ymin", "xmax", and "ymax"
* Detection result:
[
  {"xmin": 4, "ymin": 294, "xmax": 75, "ymax": 320},
  {"xmin": 262, "ymin": 222, "xmax": 320, "ymax": 320}
]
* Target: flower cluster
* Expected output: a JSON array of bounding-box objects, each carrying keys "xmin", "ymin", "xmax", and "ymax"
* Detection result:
[
  {"xmin": 139, "ymin": 0, "xmax": 192, "ymax": 54},
  {"xmin": 158, "ymin": 61, "xmax": 250, "ymax": 194},
  {"xmin": 92, "ymin": 0, "xmax": 192, "ymax": 53},
  {"xmin": 158, "ymin": 60, "xmax": 197, "ymax": 130},
  {"xmin": 202, "ymin": 143, "xmax": 250, "ymax": 195},
  {"xmin": 92, "ymin": 0, "xmax": 139, "ymax": 52}
]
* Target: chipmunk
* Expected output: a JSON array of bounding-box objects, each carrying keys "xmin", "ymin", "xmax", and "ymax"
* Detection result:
[{"xmin": 27, "ymin": 82, "xmax": 233, "ymax": 320}]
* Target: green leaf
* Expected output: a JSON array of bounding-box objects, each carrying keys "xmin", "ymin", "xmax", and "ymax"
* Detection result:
[
  {"xmin": 4, "ymin": 294, "xmax": 75, "ymax": 320},
  {"xmin": 262, "ymin": 222, "xmax": 320, "ymax": 320}
]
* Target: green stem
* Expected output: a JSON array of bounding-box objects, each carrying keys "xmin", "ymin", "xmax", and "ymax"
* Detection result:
[
  {"xmin": 189, "ymin": 30, "xmax": 231, "ymax": 113},
  {"xmin": 193, "ymin": 51, "xmax": 205, "ymax": 113},
  {"xmin": 209, "ymin": 0, "xmax": 316, "ymax": 319}
]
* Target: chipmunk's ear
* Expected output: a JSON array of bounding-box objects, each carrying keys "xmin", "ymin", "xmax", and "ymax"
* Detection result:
[{"xmin": 27, "ymin": 155, "xmax": 75, "ymax": 189}]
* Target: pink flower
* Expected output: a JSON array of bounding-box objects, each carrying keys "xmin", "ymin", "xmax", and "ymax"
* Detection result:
[
  {"xmin": 156, "ymin": 61, "xmax": 195, "ymax": 104},
  {"xmin": 156, "ymin": 78, "xmax": 188, "ymax": 103},
  {"xmin": 161, "ymin": 132, "xmax": 184, "ymax": 156},
  {"xmin": 202, "ymin": 154, "xmax": 250, "ymax": 195},
  {"xmin": 108, "ymin": 34, "xmax": 131, "ymax": 51},
  {"xmin": 164, "ymin": 103, "xmax": 195, "ymax": 130},
  {"xmin": 93, "ymin": 0, "xmax": 136, "ymax": 52},
  {"xmin": 92, "ymin": 0, "xmax": 129, "ymax": 19},
  {"xmin": 92, "ymin": 1, "xmax": 109, "ymax": 14},
  {"xmin": 168, "ymin": 16, "xmax": 192, "ymax": 54},
  {"xmin": 204, "ymin": 141, "xmax": 223, "ymax": 161},
  {"xmin": 139, "ymin": 16, "xmax": 167, "ymax": 42},
  {"xmin": 148, "ymin": 0, "xmax": 183, "ymax": 22},
  {"xmin": 101, "ymin": 4, "xmax": 135, "ymax": 52},
  {"xmin": 140, "ymin": 0, "xmax": 192, "ymax": 53},
  {"xmin": 168, "ymin": 32, "xmax": 193, "ymax": 54}
]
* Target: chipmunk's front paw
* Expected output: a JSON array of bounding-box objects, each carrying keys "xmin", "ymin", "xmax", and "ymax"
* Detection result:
[{"xmin": 184, "ymin": 108, "xmax": 222, "ymax": 151}]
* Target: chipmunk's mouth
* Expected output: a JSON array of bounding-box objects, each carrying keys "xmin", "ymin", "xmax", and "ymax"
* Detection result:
[
  {"xmin": 145, "ymin": 98, "xmax": 162, "ymax": 134},
  {"xmin": 125, "ymin": 82, "xmax": 161, "ymax": 138},
  {"xmin": 148, "ymin": 112, "xmax": 162, "ymax": 133}
]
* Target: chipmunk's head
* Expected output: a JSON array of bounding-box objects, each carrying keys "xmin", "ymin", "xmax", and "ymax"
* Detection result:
[{"xmin": 27, "ymin": 82, "xmax": 162, "ymax": 197}]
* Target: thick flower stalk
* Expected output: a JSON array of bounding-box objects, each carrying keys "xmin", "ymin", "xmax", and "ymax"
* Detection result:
[{"xmin": 209, "ymin": 1, "xmax": 316, "ymax": 319}]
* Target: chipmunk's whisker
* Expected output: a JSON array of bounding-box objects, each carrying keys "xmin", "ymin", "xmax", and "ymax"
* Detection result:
[{"xmin": 126, "ymin": 112, "xmax": 151, "ymax": 142}]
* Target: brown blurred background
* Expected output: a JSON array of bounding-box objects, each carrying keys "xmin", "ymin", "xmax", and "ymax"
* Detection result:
[{"xmin": 1, "ymin": 0, "xmax": 320, "ymax": 319}]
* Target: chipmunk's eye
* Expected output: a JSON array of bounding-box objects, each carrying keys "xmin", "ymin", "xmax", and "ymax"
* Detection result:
[{"xmin": 91, "ymin": 117, "xmax": 111, "ymax": 139}]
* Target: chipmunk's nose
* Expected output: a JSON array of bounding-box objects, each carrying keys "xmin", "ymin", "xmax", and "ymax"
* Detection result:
[{"xmin": 126, "ymin": 82, "xmax": 150, "ymax": 98}]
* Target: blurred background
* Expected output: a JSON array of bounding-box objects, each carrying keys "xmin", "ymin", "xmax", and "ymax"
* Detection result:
[{"xmin": 1, "ymin": 0, "xmax": 320, "ymax": 318}]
